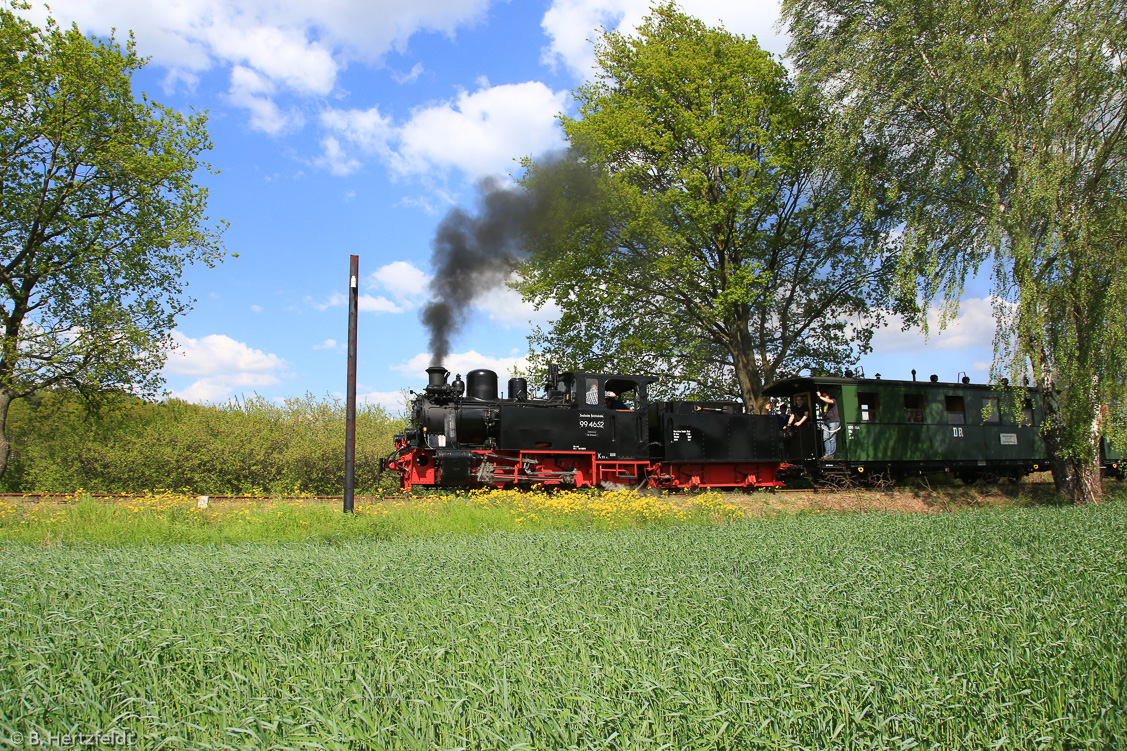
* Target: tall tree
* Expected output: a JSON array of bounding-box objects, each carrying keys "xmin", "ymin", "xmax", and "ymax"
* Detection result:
[
  {"xmin": 0, "ymin": 2, "xmax": 227, "ymax": 479},
  {"xmin": 516, "ymin": 2, "xmax": 901, "ymax": 410},
  {"xmin": 782, "ymin": 0, "xmax": 1127, "ymax": 503}
]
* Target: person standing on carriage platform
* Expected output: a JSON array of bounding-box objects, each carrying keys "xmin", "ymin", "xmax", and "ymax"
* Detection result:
[{"xmin": 817, "ymin": 390, "xmax": 840, "ymax": 459}]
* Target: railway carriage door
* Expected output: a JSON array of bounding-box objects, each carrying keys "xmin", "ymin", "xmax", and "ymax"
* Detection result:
[
  {"xmin": 604, "ymin": 381, "xmax": 640, "ymax": 460},
  {"xmin": 818, "ymin": 388, "xmax": 843, "ymax": 459},
  {"xmin": 945, "ymin": 395, "xmax": 970, "ymax": 460}
]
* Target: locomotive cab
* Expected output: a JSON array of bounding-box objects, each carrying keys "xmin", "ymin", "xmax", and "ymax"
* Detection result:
[{"xmin": 514, "ymin": 371, "xmax": 656, "ymax": 460}]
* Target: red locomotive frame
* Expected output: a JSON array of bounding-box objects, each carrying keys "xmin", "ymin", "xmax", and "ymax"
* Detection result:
[{"xmin": 388, "ymin": 444, "xmax": 784, "ymax": 491}]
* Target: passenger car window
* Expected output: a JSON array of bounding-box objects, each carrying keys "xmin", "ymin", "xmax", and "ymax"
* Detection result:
[
  {"xmin": 904, "ymin": 394, "xmax": 925, "ymax": 423},
  {"xmin": 945, "ymin": 395, "xmax": 965, "ymax": 424},
  {"xmin": 858, "ymin": 392, "xmax": 879, "ymax": 422},
  {"xmin": 982, "ymin": 397, "xmax": 1000, "ymax": 424}
]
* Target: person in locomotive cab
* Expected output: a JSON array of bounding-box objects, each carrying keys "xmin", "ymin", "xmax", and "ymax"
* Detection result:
[
  {"xmin": 817, "ymin": 390, "xmax": 840, "ymax": 459},
  {"xmin": 786, "ymin": 395, "xmax": 809, "ymax": 429},
  {"xmin": 586, "ymin": 382, "xmax": 600, "ymax": 405},
  {"xmin": 605, "ymin": 390, "xmax": 627, "ymax": 410}
]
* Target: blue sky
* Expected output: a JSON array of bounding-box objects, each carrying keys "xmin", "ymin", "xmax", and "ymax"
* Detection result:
[{"xmin": 22, "ymin": 0, "xmax": 998, "ymax": 411}]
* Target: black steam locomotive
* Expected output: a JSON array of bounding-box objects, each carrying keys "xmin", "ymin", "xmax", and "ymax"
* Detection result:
[{"xmin": 386, "ymin": 365, "xmax": 783, "ymax": 490}]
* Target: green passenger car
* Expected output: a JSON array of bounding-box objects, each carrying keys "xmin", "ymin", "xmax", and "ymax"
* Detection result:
[{"xmin": 764, "ymin": 374, "xmax": 1047, "ymax": 483}]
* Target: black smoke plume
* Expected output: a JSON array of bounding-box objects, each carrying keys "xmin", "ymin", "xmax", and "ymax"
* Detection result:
[
  {"xmin": 422, "ymin": 177, "xmax": 530, "ymax": 366},
  {"xmin": 421, "ymin": 155, "xmax": 601, "ymax": 366}
]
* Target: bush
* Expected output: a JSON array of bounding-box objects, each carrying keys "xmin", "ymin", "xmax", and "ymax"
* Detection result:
[{"xmin": 0, "ymin": 390, "xmax": 407, "ymax": 495}]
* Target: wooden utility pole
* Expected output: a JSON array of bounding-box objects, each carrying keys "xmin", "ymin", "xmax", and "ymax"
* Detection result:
[{"xmin": 344, "ymin": 254, "xmax": 358, "ymax": 513}]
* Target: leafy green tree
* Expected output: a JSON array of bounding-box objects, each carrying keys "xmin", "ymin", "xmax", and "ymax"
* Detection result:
[
  {"xmin": 0, "ymin": 2, "xmax": 226, "ymax": 479},
  {"xmin": 516, "ymin": 3, "xmax": 901, "ymax": 410},
  {"xmin": 782, "ymin": 0, "xmax": 1127, "ymax": 502}
]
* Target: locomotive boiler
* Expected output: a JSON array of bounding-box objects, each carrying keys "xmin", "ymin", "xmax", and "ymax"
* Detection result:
[{"xmin": 386, "ymin": 364, "xmax": 784, "ymax": 490}]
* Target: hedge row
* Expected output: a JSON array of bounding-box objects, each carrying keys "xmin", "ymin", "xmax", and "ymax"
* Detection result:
[{"xmin": 1, "ymin": 390, "xmax": 407, "ymax": 495}]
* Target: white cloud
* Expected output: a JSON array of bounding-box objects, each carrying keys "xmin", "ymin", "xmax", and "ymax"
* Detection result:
[
  {"xmin": 393, "ymin": 189, "xmax": 461, "ymax": 215},
  {"xmin": 358, "ymin": 295, "xmax": 406, "ymax": 313},
  {"xmin": 540, "ymin": 0, "xmax": 787, "ymax": 79},
  {"xmin": 475, "ymin": 281, "xmax": 561, "ymax": 327},
  {"xmin": 313, "ymin": 261, "xmax": 429, "ymax": 313},
  {"xmin": 164, "ymin": 331, "xmax": 287, "ymax": 403},
  {"xmin": 313, "ymin": 338, "xmax": 342, "ymax": 351},
  {"xmin": 320, "ymin": 81, "xmax": 568, "ymax": 179},
  {"xmin": 358, "ymin": 390, "xmax": 411, "ymax": 414},
  {"xmin": 227, "ymin": 66, "xmax": 304, "ymax": 134},
  {"xmin": 539, "ymin": 0, "xmax": 636, "ymax": 77},
  {"xmin": 316, "ymin": 136, "xmax": 363, "ymax": 177},
  {"xmin": 393, "ymin": 62, "xmax": 425, "ymax": 84},
  {"xmin": 166, "ymin": 332, "xmax": 285, "ymax": 376},
  {"xmin": 23, "ymin": 0, "xmax": 495, "ymax": 129},
  {"xmin": 328, "ymin": 389, "xmax": 411, "ymax": 414},
  {"xmin": 870, "ymin": 298, "xmax": 1000, "ymax": 354},
  {"xmin": 206, "ymin": 24, "xmax": 337, "ymax": 95},
  {"xmin": 312, "ymin": 290, "xmax": 405, "ymax": 313},
  {"xmin": 373, "ymin": 261, "xmax": 429, "ymax": 298},
  {"xmin": 393, "ymin": 350, "xmax": 529, "ymax": 380},
  {"xmin": 171, "ymin": 372, "xmax": 285, "ymax": 404},
  {"xmin": 393, "ymin": 82, "xmax": 568, "ymax": 177},
  {"xmin": 679, "ymin": 0, "xmax": 788, "ymax": 53},
  {"xmin": 29, "ymin": 0, "xmax": 495, "ymax": 70},
  {"xmin": 319, "ymin": 107, "xmax": 396, "ymax": 160},
  {"xmin": 314, "ymin": 263, "xmax": 554, "ymax": 337}
]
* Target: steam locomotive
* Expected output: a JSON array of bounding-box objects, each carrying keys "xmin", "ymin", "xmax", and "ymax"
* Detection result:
[{"xmin": 386, "ymin": 365, "xmax": 784, "ymax": 490}]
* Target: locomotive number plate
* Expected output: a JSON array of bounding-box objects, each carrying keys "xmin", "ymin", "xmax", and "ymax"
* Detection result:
[{"xmin": 579, "ymin": 412, "xmax": 606, "ymax": 437}]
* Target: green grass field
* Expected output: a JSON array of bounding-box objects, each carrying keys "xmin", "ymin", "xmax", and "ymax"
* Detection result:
[{"xmin": 1, "ymin": 499, "xmax": 1124, "ymax": 750}]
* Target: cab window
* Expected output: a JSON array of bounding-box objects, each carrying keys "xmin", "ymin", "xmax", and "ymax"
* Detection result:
[{"xmin": 584, "ymin": 378, "xmax": 600, "ymax": 406}]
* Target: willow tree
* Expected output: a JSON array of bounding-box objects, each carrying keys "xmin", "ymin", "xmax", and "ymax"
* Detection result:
[
  {"xmin": 0, "ymin": 3, "xmax": 227, "ymax": 480},
  {"xmin": 516, "ymin": 3, "xmax": 901, "ymax": 410},
  {"xmin": 782, "ymin": 0, "xmax": 1127, "ymax": 503}
]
